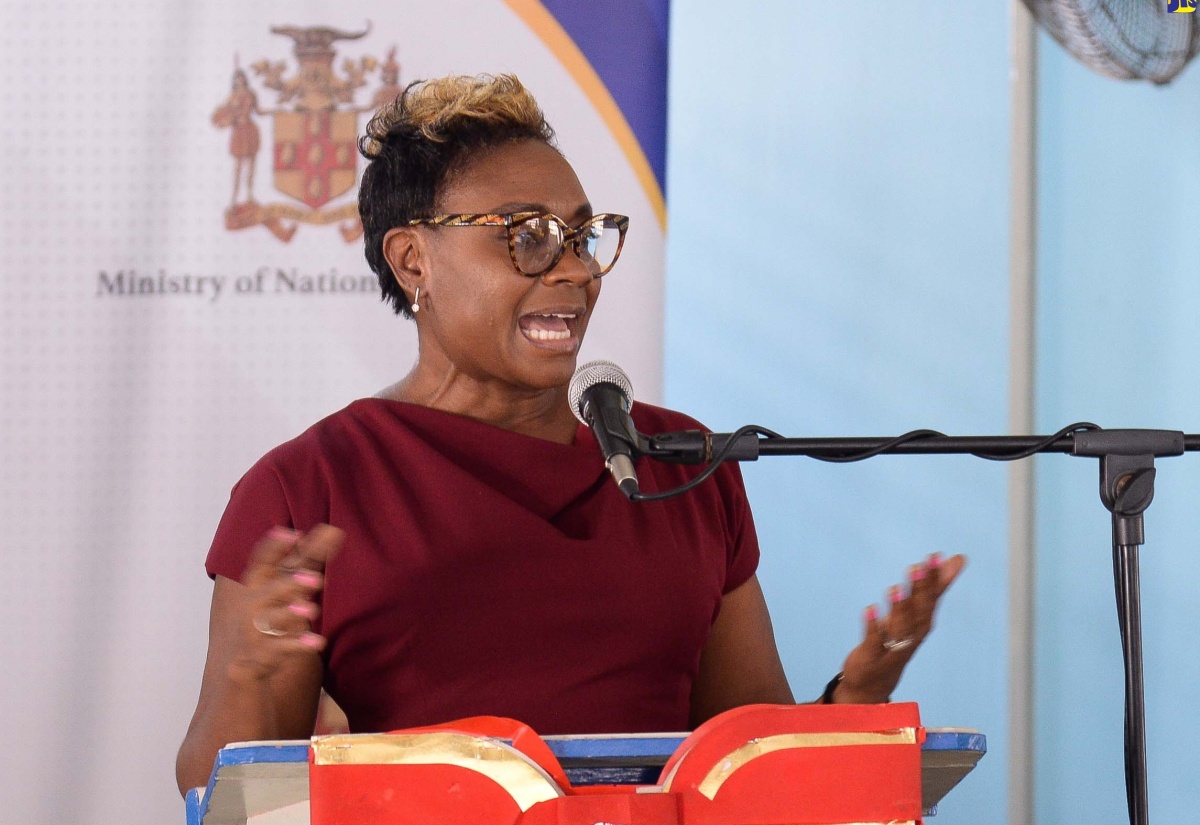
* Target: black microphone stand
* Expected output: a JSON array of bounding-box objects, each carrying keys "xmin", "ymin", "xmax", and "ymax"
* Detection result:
[{"xmin": 638, "ymin": 425, "xmax": 1198, "ymax": 825}]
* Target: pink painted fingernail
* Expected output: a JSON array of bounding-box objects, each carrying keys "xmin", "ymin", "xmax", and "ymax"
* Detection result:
[
  {"xmin": 865, "ymin": 605, "xmax": 879, "ymax": 622},
  {"xmin": 888, "ymin": 585, "xmax": 904, "ymax": 604},
  {"xmin": 288, "ymin": 602, "xmax": 317, "ymax": 620},
  {"xmin": 293, "ymin": 570, "xmax": 321, "ymax": 588},
  {"xmin": 910, "ymin": 565, "xmax": 927, "ymax": 583},
  {"xmin": 929, "ymin": 552, "xmax": 942, "ymax": 569},
  {"xmin": 270, "ymin": 526, "xmax": 299, "ymax": 542},
  {"xmin": 299, "ymin": 632, "xmax": 323, "ymax": 649}
]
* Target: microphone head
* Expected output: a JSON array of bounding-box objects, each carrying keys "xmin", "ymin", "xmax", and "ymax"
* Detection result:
[{"xmin": 568, "ymin": 359, "xmax": 634, "ymax": 424}]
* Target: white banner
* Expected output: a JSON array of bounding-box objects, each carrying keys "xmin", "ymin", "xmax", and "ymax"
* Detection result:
[{"xmin": 0, "ymin": 3, "xmax": 664, "ymax": 823}]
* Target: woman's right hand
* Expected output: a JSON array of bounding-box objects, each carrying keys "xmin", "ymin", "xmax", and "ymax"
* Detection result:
[
  {"xmin": 178, "ymin": 523, "xmax": 342, "ymax": 795},
  {"xmin": 231, "ymin": 524, "xmax": 343, "ymax": 680}
]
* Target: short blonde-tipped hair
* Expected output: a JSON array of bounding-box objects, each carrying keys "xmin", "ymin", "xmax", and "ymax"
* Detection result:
[
  {"xmin": 358, "ymin": 74, "xmax": 558, "ymax": 318},
  {"xmin": 361, "ymin": 73, "xmax": 552, "ymax": 155}
]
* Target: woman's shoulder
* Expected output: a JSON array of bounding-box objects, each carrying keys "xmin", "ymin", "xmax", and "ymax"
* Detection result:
[{"xmin": 250, "ymin": 398, "xmax": 411, "ymax": 470}]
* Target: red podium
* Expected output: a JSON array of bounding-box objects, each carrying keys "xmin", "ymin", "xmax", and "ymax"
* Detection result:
[{"xmin": 187, "ymin": 704, "xmax": 985, "ymax": 825}]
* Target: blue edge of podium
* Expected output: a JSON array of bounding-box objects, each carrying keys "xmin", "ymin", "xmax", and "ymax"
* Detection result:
[{"xmin": 187, "ymin": 729, "xmax": 987, "ymax": 824}]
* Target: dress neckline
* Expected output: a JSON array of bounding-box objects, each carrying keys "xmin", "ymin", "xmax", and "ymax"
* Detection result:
[{"xmin": 356, "ymin": 395, "xmax": 590, "ymax": 449}]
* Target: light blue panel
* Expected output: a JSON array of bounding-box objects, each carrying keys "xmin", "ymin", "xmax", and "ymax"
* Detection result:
[
  {"xmin": 666, "ymin": 4, "xmax": 1010, "ymax": 823},
  {"xmin": 1035, "ymin": 32, "xmax": 1200, "ymax": 824}
]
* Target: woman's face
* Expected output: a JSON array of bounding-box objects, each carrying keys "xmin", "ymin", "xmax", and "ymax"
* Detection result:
[{"xmin": 414, "ymin": 139, "xmax": 604, "ymax": 393}]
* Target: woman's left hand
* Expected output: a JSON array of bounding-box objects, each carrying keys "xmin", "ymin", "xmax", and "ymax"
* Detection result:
[{"xmin": 831, "ymin": 553, "xmax": 967, "ymax": 704}]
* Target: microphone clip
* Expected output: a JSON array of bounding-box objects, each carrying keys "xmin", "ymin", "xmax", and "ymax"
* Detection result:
[{"xmin": 643, "ymin": 430, "xmax": 761, "ymax": 464}]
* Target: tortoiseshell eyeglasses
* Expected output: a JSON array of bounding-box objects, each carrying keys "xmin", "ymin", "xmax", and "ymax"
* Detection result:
[{"xmin": 407, "ymin": 212, "xmax": 629, "ymax": 278}]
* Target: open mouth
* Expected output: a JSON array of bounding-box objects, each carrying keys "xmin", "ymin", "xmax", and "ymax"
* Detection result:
[{"xmin": 518, "ymin": 310, "xmax": 582, "ymax": 345}]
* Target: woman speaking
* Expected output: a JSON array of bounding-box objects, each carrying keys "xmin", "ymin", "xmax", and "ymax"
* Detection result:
[{"xmin": 176, "ymin": 74, "xmax": 964, "ymax": 795}]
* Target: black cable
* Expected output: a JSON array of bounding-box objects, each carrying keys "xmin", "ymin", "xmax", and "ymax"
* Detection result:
[
  {"xmin": 811, "ymin": 422, "xmax": 1101, "ymax": 463},
  {"xmin": 970, "ymin": 422, "xmax": 1102, "ymax": 461},
  {"xmin": 630, "ymin": 425, "xmax": 780, "ymax": 502},
  {"xmin": 810, "ymin": 429, "xmax": 946, "ymax": 463},
  {"xmin": 633, "ymin": 422, "xmax": 1102, "ymax": 501},
  {"xmin": 1112, "ymin": 539, "xmax": 1134, "ymax": 824}
]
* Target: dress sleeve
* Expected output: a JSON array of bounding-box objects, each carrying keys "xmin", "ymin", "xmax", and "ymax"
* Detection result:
[
  {"xmin": 205, "ymin": 456, "xmax": 296, "ymax": 582},
  {"xmin": 720, "ymin": 462, "xmax": 761, "ymax": 594}
]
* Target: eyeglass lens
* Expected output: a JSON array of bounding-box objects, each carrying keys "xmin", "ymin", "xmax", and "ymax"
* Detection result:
[{"xmin": 511, "ymin": 216, "xmax": 622, "ymax": 276}]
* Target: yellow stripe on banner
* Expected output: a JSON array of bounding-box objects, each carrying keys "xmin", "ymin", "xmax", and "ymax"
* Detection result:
[
  {"xmin": 312, "ymin": 732, "xmax": 564, "ymax": 812},
  {"xmin": 504, "ymin": 0, "xmax": 667, "ymax": 231},
  {"xmin": 695, "ymin": 728, "xmax": 920, "ymax": 800}
]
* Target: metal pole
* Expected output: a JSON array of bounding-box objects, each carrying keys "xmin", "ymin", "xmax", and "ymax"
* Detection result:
[{"xmin": 1008, "ymin": 3, "xmax": 1039, "ymax": 824}]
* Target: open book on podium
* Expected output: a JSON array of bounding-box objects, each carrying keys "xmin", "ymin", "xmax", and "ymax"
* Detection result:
[{"xmin": 186, "ymin": 704, "xmax": 985, "ymax": 825}]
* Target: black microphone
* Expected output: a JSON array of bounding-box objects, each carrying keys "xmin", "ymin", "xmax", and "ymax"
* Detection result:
[{"xmin": 569, "ymin": 360, "xmax": 641, "ymax": 497}]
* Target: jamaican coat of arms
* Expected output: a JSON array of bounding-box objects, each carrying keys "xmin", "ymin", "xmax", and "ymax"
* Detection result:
[{"xmin": 212, "ymin": 24, "xmax": 402, "ymax": 242}]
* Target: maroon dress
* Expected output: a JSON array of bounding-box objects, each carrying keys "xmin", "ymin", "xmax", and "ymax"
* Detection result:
[{"xmin": 206, "ymin": 399, "xmax": 760, "ymax": 735}]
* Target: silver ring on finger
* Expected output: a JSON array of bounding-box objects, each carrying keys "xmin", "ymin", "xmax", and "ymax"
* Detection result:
[
  {"xmin": 253, "ymin": 614, "xmax": 287, "ymax": 637},
  {"xmin": 882, "ymin": 636, "xmax": 915, "ymax": 652}
]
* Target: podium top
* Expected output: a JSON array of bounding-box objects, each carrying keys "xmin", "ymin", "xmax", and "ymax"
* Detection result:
[{"xmin": 187, "ymin": 728, "xmax": 986, "ymax": 825}]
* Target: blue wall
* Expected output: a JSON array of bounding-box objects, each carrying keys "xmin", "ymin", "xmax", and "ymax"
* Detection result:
[
  {"xmin": 667, "ymin": 4, "xmax": 1011, "ymax": 823},
  {"xmin": 1035, "ymin": 30, "xmax": 1200, "ymax": 824}
]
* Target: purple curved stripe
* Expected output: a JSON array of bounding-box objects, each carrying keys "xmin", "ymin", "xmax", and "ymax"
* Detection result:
[{"xmin": 539, "ymin": 0, "xmax": 669, "ymax": 198}]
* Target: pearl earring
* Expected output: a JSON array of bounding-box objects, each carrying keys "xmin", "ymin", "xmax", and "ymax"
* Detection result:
[{"xmin": 411, "ymin": 287, "xmax": 420, "ymax": 314}]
